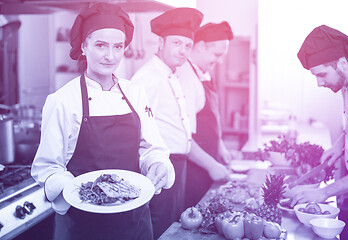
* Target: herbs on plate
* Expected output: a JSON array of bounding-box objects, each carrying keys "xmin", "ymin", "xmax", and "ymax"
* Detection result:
[{"xmin": 79, "ymin": 173, "xmax": 140, "ymax": 205}]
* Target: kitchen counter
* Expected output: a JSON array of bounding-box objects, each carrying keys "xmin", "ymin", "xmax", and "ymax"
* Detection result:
[{"xmin": 158, "ymin": 161, "xmax": 339, "ymax": 240}]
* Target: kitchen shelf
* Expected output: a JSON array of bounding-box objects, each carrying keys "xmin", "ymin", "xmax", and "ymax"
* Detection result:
[{"xmin": 215, "ymin": 36, "xmax": 256, "ymax": 150}]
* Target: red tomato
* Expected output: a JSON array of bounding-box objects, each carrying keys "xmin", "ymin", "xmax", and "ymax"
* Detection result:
[{"xmin": 180, "ymin": 207, "xmax": 203, "ymax": 230}]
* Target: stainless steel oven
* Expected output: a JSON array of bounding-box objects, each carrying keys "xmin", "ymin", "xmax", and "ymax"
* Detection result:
[{"xmin": 0, "ymin": 165, "xmax": 53, "ymax": 240}]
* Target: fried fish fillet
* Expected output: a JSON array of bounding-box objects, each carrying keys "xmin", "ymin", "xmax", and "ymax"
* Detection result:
[{"xmin": 97, "ymin": 179, "xmax": 140, "ymax": 199}]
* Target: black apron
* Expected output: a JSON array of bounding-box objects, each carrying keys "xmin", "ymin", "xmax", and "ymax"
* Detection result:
[
  {"xmin": 186, "ymin": 62, "xmax": 222, "ymax": 208},
  {"xmin": 150, "ymin": 154, "xmax": 187, "ymax": 239},
  {"xmin": 54, "ymin": 75, "xmax": 153, "ymax": 240}
]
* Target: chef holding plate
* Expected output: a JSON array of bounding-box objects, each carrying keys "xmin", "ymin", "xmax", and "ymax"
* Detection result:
[{"xmin": 31, "ymin": 2, "xmax": 174, "ymax": 240}]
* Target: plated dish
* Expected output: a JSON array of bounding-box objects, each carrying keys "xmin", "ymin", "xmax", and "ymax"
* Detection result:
[{"xmin": 63, "ymin": 169, "xmax": 155, "ymax": 213}]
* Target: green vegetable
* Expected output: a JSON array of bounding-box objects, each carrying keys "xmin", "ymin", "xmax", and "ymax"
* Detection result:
[
  {"xmin": 215, "ymin": 211, "xmax": 233, "ymax": 236},
  {"xmin": 244, "ymin": 213, "xmax": 263, "ymax": 240},
  {"xmin": 222, "ymin": 215, "xmax": 244, "ymax": 240},
  {"xmin": 263, "ymin": 220, "xmax": 282, "ymax": 239}
]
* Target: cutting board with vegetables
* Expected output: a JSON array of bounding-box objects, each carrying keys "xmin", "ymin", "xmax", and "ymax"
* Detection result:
[{"xmin": 158, "ymin": 222, "xmax": 225, "ymax": 240}]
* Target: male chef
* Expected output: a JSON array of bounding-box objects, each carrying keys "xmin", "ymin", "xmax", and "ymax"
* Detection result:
[
  {"xmin": 287, "ymin": 25, "xmax": 348, "ymax": 239},
  {"xmin": 176, "ymin": 21, "xmax": 234, "ymax": 208},
  {"xmin": 131, "ymin": 8, "xmax": 229, "ymax": 238}
]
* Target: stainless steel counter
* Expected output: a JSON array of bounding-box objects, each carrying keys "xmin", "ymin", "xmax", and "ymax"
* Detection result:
[{"xmin": 159, "ymin": 160, "xmax": 340, "ymax": 240}]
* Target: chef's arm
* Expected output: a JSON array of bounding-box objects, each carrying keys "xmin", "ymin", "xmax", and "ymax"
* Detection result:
[
  {"xmin": 187, "ymin": 139, "xmax": 229, "ymax": 181},
  {"xmin": 289, "ymin": 175, "xmax": 348, "ymax": 206},
  {"xmin": 218, "ymin": 139, "xmax": 233, "ymax": 164},
  {"xmin": 31, "ymin": 94, "xmax": 74, "ymax": 215},
  {"xmin": 321, "ymin": 132, "xmax": 345, "ymax": 166},
  {"xmin": 322, "ymin": 174, "xmax": 348, "ymax": 198}
]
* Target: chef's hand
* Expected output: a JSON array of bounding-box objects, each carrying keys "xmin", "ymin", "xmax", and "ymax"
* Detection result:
[
  {"xmin": 146, "ymin": 162, "xmax": 168, "ymax": 194},
  {"xmin": 320, "ymin": 145, "xmax": 344, "ymax": 167},
  {"xmin": 208, "ymin": 162, "xmax": 230, "ymax": 182},
  {"xmin": 284, "ymin": 184, "xmax": 327, "ymax": 207},
  {"xmin": 219, "ymin": 143, "xmax": 233, "ymax": 165}
]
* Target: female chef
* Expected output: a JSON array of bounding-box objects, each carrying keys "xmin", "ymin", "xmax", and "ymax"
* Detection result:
[{"xmin": 31, "ymin": 2, "xmax": 174, "ymax": 240}]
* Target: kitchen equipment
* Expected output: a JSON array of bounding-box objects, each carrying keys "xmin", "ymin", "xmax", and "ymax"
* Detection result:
[
  {"xmin": 288, "ymin": 160, "xmax": 329, "ymax": 189},
  {"xmin": 0, "ymin": 165, "xmax": 53, "ymax": 239},
  {"xmin": 294, "ymin": 203, "xmax": 340, "ymax": 226},
  {"xmin": 310, "ymin": 218, "xmax": 345, "ymax": 239},
  {"xmin": 0, "ymin": 115, "xmax": 15, "ymax": 164}
]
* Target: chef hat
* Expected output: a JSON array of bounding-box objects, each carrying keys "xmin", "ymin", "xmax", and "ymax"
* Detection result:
[
  {"xmin": 151, "ymin": 7, "xmax": 203, "ymax": 40},
  {"xmin": 69, "ymin": 2, "xmax": 134, "ymax": 60},
  {"xmin": 194, "ymin": 21, "xmax": 233, "ymax": 43},
  {"xmin": 298, "ymin": 25, "xmax": 348, "ymax": 69}
]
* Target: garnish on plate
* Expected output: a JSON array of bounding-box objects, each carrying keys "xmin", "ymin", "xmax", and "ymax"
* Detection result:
[{"xmin": 78, "ymin": 173, "xmax": 140, "ymax": 206}]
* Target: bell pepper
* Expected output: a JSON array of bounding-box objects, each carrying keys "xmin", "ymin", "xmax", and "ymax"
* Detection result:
[
  {"xmin": 215, "ymin": 211, "xmax": 233, "ymax": 236},
  {"xmin": 244, "ymin": 213, "xmax": 264, "ymax": 240},
  {"xmin": 222, "ymin": 215, "xmax": 244, "ymax": 240},
  {"xmin": 263, "ymin": 220, "xmax": 282, "ymax": 239},
  {"xmin": 180, "ymin": 207, "xmax": 203, "ymax": 230}
]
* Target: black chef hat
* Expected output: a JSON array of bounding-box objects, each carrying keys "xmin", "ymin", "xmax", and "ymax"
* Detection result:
[
  {"xmin": 194, "ymin": 21, "xmax": 233, "ymax": 43},
  {"xmin": 151, "ymin": 7, "xmax": 203, "ymax": 40},
  {"xmin": 69, "ymin": 2, "xmax": 134, "ymax": 60},
  {"xmin": 298, "ymin": 25, "xmax": 348, "ymax": 69}
]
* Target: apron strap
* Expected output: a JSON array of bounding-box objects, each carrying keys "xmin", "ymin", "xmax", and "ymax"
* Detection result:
[
  {"xmin": 80, "ymin": 74, "xmax": 138, "ymax": 117},
  {"xmin": 188, "ymin": 59, "xmax": 199, "ymax": 78},
  {"xmin": 80, "ymin": 75, "xmax": 89, "ymax": 118},
  {"xmin": 188, "ymin": 59, "xmax": 217, "ymax": 90},
  {"xmin": 118, "ymin": 82, "xmax": 137, "ymax": 114}
]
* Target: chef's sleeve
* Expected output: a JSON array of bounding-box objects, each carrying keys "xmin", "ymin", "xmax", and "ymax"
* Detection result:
[{"xmin": 31, "ymin": 93, "xmax": 74, "ymax": 214}]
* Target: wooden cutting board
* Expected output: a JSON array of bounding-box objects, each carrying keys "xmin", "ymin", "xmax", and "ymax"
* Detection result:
[{"xmin": 158, "ymin": 222, "xmax": 225, "ymax": 240}]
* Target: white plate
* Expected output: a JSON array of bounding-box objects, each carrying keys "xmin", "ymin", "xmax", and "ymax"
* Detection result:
[
  {"xmin": 63, "ymin": 169, "xmax": 155, "ymax": 214},
  {"xmin": 279, "ymin": 205, "xmax": 295, "ymax": 214},
  {"xmin": 230, "ymin": 164, "xmax": 250, "ymax": 174}
]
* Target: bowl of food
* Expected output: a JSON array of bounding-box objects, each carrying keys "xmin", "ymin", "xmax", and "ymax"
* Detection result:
[
  {"xmin": 294, "ymin": 202, "xmax": 340, "ymax": 226},
  {"xmin": 310, "ymin": 218, "xmax": 345, "ymax": 239}
]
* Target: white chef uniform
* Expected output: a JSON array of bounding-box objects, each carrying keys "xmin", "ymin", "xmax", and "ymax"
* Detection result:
[{"xmin": 31, "ymin": 76, "xmax": 175, "ymax": 214}]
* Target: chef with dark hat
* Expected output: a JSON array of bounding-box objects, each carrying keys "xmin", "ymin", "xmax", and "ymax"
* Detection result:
[
  {"xmin": 176, "ymin": 21, "xmax": 233, "ymax": 208},
  {"xmin": 131, "ymin": 7, "xmax": 204, "ymax": 238},
  {"xmin": 31, "ymin": 2, "xmax": 175, "ymax": 239},
  {"xmin": 286, "ymin": 24, "xmax": 348, "ymax": 239}
]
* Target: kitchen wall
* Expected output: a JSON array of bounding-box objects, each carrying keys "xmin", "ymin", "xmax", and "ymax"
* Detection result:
[
  {"xmin": 18, "ymin": 14, "xmax": 51, "ymax": 109},
  {"xmin": 258, "ymin": 0, "xmax": 348, "ymax": 143}
]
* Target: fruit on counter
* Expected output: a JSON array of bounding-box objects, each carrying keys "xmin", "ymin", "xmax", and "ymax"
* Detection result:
[
  {"xmin": 180, "ymin": 207, "xmax": 203, "ymax": 230},
  {"xmin": 258, "ymin": 174, "xmax": 285, "ymax": 225},
  {"xmin": 263, "ymin": 220, "xmax": 282, "ymax": 239},
  {"xmin": 243, "ymin": 212, "xmax": 264, "ymax": 240},
  {"xmin": 215, "ymin": 211, "xmax": 234, "ymax": 235},
  {"xmin": 222, "ymin": 215, "xmax": 244, "ymax": 240}
]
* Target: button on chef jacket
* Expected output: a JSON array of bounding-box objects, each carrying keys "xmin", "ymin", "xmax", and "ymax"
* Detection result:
[
  {"xmin": 131, "ymin": 55, "xmax": 194, "ymax": 154},
  {"xmin": 31, "ymin": 76, "xmax": 175, "ymax": 213}
]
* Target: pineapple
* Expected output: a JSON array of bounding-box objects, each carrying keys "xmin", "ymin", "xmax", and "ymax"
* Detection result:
[{"xmin": 257, "ymin": 174, "xmax": 285, "ymax": 225}]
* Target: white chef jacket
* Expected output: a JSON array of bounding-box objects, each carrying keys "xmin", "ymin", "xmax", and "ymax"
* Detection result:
[
  {"xmin": 131, "ymin": 55, "xmax": 193, "ymax": 154},
  {"xmin": 176, "ymin": 60, "xmax": 206, "ymax": 134},
  {"xmin": 341, "ymin": 87, "xmax": 348, "ymax": 170},
  {"xmin": 31, "ymin": 75, "xmax": 175, "ymax": 213}
]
